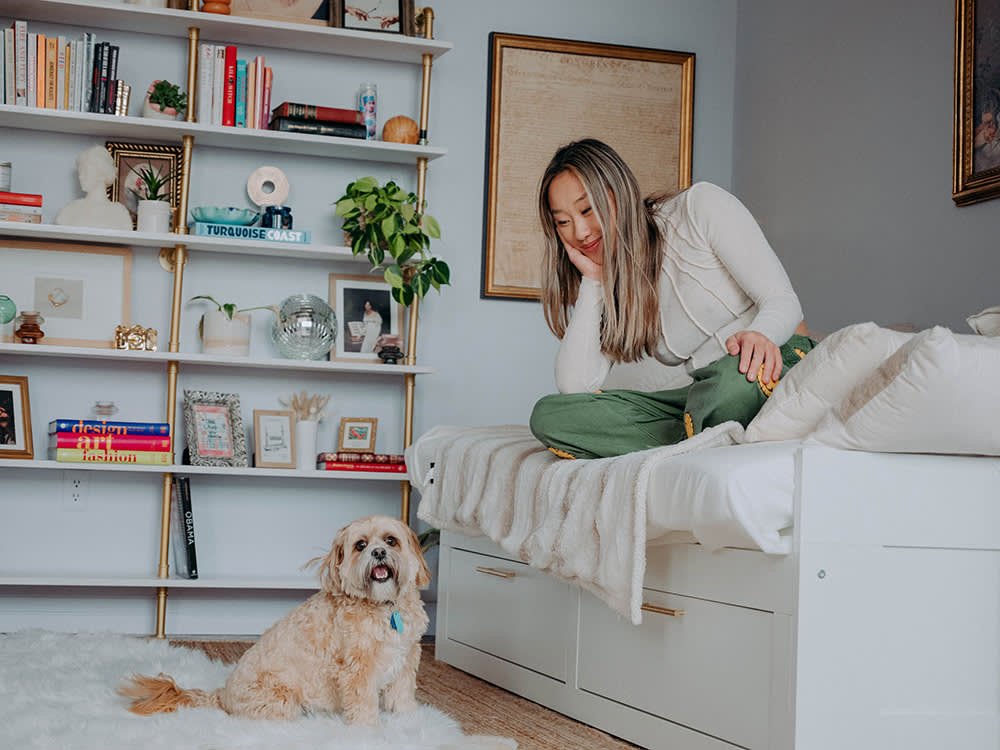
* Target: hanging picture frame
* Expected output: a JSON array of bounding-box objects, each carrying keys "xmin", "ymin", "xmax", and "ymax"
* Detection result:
[
  {"xmin": 183, "ymin": 390, "xmax": 248, "ymax": 467},
  {"xmin": 105, "ymin": 141, "xmax": 183, "ymax": 229},
  {"xmin": 329, "ymin": 0, "xmax": 414, "ymax": 34},
  {"xmin": 0, "ymin": 375, "xmax": 33, "ymax": 460}
]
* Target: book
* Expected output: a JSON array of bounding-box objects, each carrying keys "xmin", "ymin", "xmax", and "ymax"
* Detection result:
[
  {"xmin": 44, "ymin": 35, "xmax": 56, "ymax": 108},
  {"xmin": 48, "ymin": 432, "xmax": 172, "ymax": 451},
  {"xmin": 104, "ymin": 44, "xmax": 118, "ymax": 114},
  {"xmin": 0, "ymin": 211, "xmax": 41, "ymax": 223},
  {"xmin": 81, "ymin": 32, "xmax": 95, "ymax": 114},
  {"xmin": 48, "ymin": 419, "xmax": 171, "ymax": 436},
  {"xmin": 271, "ymin": 101, "xmax": 365, "ymax": 125},
  {"xmin": 4, "ymin": 26, "xmax": 14, "ymax": 106},
  {"xmin": 170, "ymin": 476, "xmax": 198, "ymax": 579},
  {"xmin": 26, "ymin": 31, "xmax": 35, "ymax": 108},
  {"xmin": 195, "ymin": 42, "xmax": 214, "ymax": 124},
  {"xmin": 190, "ymin": 221, "xmax": 311, "ymax": 243},
  {"xmin": 0, "ymin": 202, "xmax": 42, "ymax": 214},
  {"xmin": 317, "ymin": 461, "xmax": 407, "ymax": 472},
  {"xmin": 0, "ymin": 190, "xmax": 42, "ymax": 206},
  {"xmin": 234, "ymin": 58, "xmax": 246, "ymax": 127},
  {"xmin": 222, "ymin": 44, "xmax": 236, "ymax": 126},
  {"xmin": 268, "ymin": 116, "xmax": 367, "ymax": 139},
  {"xmin": 49, "ymin": 447, "xmax": 173, "ymax": 465},
  {"xmin": 211, "ymin": 43, "xmax": 225, "ymax": 125},
  {"xmin": 317, "ymin": 452, "xmax": 405, "ymax": 464},
  {"xmin": 261, "ymin": 65, "xmax": 272, "ymax": 130},
  {"xmin": 60, "ymin": 37, "xmax": 69, "ymax": 110},
  {"xmin": 11, "ymin": 21, "xmax": 25, "ymax": 106},
  {"xmin": 252, "ymin": 54, "xmax": 265, "ymax": 128}
]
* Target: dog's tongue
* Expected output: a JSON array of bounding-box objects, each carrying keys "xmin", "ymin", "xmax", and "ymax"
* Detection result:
[{"xmin": 373, "ymin": 565, "xmax": 391, "ymax": 581}]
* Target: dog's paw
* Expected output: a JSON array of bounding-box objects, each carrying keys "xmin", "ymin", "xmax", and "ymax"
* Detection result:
[
  {"xmin": 384, "ymin": 695, "xmax": 418, "ymax": 713},
  {"xmin": 343, "ymin": 705, "xmax": 379, "ymax": 727}
]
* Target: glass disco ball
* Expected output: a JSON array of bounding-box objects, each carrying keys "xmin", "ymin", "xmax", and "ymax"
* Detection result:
[{"xmin": 271, "ymin": 294, "xmax": 337, "ymax": 360}]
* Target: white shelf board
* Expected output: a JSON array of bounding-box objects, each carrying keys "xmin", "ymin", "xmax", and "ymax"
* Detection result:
[
  {"xmin": 0, "ymin": 459, "xmax": 411, "ymax": 481},
  {"xmin": 0, "ymin": 105, "xmax": 447, "ymax": 162},
  {"xmin": 0, "ymin": 574, "xmax": 319, "ymax": 590},
  {"xmin": 0, "ymin": 0, "xmax": 453, "ymax": 63}
]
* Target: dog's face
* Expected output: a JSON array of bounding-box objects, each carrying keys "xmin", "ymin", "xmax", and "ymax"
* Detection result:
[{"xmin": 317, "ymin": 515, "xmax": 431, "ymax": 602}]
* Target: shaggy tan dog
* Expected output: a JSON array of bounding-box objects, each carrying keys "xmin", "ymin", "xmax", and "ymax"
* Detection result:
[{"xmin": 119, "ymin": 515, "xmax": 431, "ymax": 726}]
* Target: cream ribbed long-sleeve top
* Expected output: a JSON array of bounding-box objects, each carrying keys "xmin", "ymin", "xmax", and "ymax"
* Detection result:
[{"xmin": 555, "ymin": 182, "xmax": 802, "ymax": 394}]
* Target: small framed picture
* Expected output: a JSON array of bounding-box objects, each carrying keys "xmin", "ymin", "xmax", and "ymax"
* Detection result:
[
  {"xmin": 338, "ymin": 417, "xmax": 378, "ymax": 453},
  {"xmin": 105, "ymin": 141, "xmax": 183, "ymax": 230},
  {"xmin": 253, "ymin": 409, "xmax": 296, "ymax": 469},
  {"xmin": 183, "ymin": 390, "xmax": 248, "ymax": 467},
  {"xmin": 0, "ymin": 375, "xmax": 33, "ymax": 459},
  {"xmin": 329, "ymin": 273, "xmax": 405, "ymax": 363},
  {"xmin": 331, "ymin": 0, "xmax": 413, "ymax": 34}
]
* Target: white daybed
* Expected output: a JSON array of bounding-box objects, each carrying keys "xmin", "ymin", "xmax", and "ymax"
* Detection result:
[{"xmin": 410, "ymin": 324, "xmax": 1000, "ymax": 750}]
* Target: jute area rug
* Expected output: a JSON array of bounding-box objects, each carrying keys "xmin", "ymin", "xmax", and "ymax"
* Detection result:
[{"xmin": 0, "ymin": 630, "xmax": 516, "ymax": 750}]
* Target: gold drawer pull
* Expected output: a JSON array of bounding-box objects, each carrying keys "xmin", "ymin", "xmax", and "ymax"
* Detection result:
[
  {"xmin": 476, "ymin": 566, "xmax": 517, "ymax": 579},
  {"xmin": 641, "ymin": 603, "xmax": 685, "ymax": 617}
]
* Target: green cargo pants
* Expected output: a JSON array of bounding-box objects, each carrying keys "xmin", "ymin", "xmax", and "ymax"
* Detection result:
[{"xmin": 529, "ymin": 333, "xmax": 815, "ymax": 459}]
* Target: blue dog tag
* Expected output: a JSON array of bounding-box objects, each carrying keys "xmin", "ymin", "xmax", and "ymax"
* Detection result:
[{"xmin": 390, "ymin": 611, "xmax": 404, "ymax": 634}]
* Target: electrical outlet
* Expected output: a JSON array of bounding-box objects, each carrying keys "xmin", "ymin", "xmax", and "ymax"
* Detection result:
[{"xmin": 61, "ymin": 471, "xmax": 89, "ymax": 511}]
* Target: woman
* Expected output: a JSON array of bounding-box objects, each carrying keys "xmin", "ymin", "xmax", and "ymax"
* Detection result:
[
  {"xmin": 529, "ymin": 138, "xmax": 814, "ymax": 459},
  {"xmin": 360, "ymin": 300, "xmax": 383, "ymax": 353}
]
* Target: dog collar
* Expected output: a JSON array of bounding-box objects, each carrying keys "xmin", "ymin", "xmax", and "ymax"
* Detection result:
[{"xmin": 390, "ymin": 610, "xmax": 404, "ymax": 633}]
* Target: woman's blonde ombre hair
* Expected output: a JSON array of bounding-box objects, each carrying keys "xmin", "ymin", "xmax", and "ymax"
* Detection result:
[{"xmin": 537, "ymin": 138, "xmax": 667, "ymax": 363}]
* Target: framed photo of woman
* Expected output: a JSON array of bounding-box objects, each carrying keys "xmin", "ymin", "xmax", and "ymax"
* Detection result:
[
  {"xmin": 328, "ymin": 273, "xmax": 405, "ymax": 363},
  {"xmin": 0, "ymin": 375, "xmax": 32, "ymax": 460}
]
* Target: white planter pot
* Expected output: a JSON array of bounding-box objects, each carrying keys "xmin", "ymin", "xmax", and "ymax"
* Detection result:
[
  {"xmin": 136, "ymin": 200, "xmax": 172, "ymax": 233},
  {"xmin": 200, "ymin": 310, "xmax": 251, "ymax": 356},
  {"xmin": 295, "ymin": 420, "xmax": 318, "ymax": 470}
]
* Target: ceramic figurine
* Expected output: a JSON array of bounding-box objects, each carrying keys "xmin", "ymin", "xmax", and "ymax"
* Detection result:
[{"xmin": 54, "ymin": 145, "xmax": 133, "ymax": 231}]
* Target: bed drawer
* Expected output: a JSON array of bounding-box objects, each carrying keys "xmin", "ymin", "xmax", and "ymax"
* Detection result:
[
  {"xmin": 444, "ymin": 548, "xmax": 572, "ymax": 681},
  {"xmin": 578, "ymin": 589, "xmax": 772, "ymax": 749}
]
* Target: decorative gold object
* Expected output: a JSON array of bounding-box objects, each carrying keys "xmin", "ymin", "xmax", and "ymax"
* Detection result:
[{"xmin": 114, "ymin": 324, "xmax": 159, "ymax": 351}]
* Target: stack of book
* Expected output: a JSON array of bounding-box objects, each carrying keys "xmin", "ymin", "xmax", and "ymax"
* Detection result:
[
  {"xmin": 196, "ymin": 43, "xmax": 273, "ymax": 128},
  {"xmin": 2, "ymin": 21, "xmax": 125, "ymax": 114},
  {"xmin": 0, "ymin": 190, "xmax": 42, "ymax": 223},
  {"xmin": 316, "ymin": 452, "xmax": 407, "ymax": 473},
  {"xmin": 47, "ymin": 418, "xmax": 173, "ymax": 465},
  {"xmin": 269, "ymin": 101, "xmax": 367, "ymax": 140}
]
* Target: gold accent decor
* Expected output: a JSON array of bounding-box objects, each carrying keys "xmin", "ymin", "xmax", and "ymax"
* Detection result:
[
  {"xmin": 641, "ymin": 603, "xmax": 685, "ymax": 617},
  {"xmin": 113, "ymin": 324, "xmax": 158, "ymax": 351},
  {"xmin": 476, "ymin": 566, "xmax": 517, "ymax": 579}
]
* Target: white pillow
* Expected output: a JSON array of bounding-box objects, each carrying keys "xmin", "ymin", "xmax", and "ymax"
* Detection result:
[
  {"xmin": 745, "ymin": 322, "xmax": 914, "ymax": 442},
  {"xmin": 806, "ymin": 326, "xmax": 1000, "ymax": 455}
]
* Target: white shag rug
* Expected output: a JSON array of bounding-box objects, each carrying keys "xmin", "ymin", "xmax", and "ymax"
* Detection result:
[{"xmin": 0, "ymin": 630, "xmax": 517, "ymax": 750}]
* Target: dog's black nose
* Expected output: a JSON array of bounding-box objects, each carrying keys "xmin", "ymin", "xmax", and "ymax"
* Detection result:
[{"xmin": 371, "ymin": 547, "xmax": 387, "ymax": 561}]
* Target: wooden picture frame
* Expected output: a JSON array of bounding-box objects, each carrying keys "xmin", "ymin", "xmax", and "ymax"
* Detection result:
[
  {"xmin": 0, "ymin": 375, "xmax": 33, "ymax": 459},
  {"xmin": 953, "ymin": 0, "xmax": 1000, "ymax": 205},
  {"xmin": 253, "ymin": 409, "xmax": 296, "ymax": 468},
  {"xmin": 338, "ymin": 416, "xmax": 377, "ymax": 453},
  {"xmin": 328, "ymin": 273, "xmax": 405, "ymax": 362},
  {"xmin": 0, "ymin": 239, "xmax": 131, "ymax": 348},
  {"xmin": 331, "ymin": 0, "xmax": 413, "ymax": 34},
  {"xmin": 229, "ymin": 0, "xmax": 332, "ymax": 26},
  {"xmin": 481, "ymin": 33, "xmax": 695, "ymax": 300},
  {"xmin": 183, "ymin": 390, "xmax": 248, "ymax": 467},
  {"xmin": 105, "ymin": 141, "xmax": 183, "ymax": 230}
]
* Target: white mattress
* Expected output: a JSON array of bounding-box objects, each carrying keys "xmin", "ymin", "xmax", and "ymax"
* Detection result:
[{"xmin": 646, "ymin": 439, "xmax": 801, "ymax": 555}]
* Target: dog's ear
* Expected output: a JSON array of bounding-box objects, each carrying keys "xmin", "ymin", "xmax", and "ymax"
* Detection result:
[
  {"xmin": 306, "ymin": 528, "xmax": 347, "ymax": 595},
  {"xmin": 405, "ymin": 524, "xmax": 432, "ymax": 589}
]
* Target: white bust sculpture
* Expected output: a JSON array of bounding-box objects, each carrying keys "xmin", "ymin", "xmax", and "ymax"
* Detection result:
[{"xmin": 54, "ymin": 145, "xmax": 133, "ymax": 230}]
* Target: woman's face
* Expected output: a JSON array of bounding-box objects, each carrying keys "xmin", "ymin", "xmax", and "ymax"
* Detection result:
[{"xmin": 547, "ymin": 170, "xmax": 607, "ymax": 267}]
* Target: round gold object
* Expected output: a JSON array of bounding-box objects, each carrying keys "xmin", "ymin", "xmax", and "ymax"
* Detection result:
[{"xmin": 382, "ymin": 115, "xmax": 419, "ymax": 144}]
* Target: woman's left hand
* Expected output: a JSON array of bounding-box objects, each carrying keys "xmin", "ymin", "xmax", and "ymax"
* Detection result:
[{"xmin": 725, "ymin": 330, "xmax": 782, "ymax": 384}]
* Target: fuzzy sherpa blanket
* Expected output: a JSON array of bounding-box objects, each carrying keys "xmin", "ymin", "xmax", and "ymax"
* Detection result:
[
  {"xmin": 407, "ymin": 422, "xmax": 744, "ymax": 625},
  {"xmin": 0, "ymin": 629, "xmax": 516, "ymax": 750}
]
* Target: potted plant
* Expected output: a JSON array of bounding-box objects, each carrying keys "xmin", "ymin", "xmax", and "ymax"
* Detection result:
[
  {"xmin": 129, "ymin": 160, "xmax": 180, "ymax": 233},
  {"xmin": 189, "ymin": 295, "xmax": 276, "ymax": 356},
  {"xmin": 334, "ymin": 177, "xmax": 448, "ymax": 306},
  {"xmin": 141, "ymin": 79, "xmax": 187, "ymax": 120}
]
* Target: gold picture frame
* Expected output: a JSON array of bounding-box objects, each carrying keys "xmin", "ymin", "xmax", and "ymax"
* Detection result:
[
  {"xmin": 481, "ymin": 33, "xmax": 695, "ymax": 300},
  {"xmin": 337, "ymin": 416, "xmax": 377, "ymax": 453},
  {"xmin": 253, "ymin": 409, "xmax": 296, "ymax": 469},
  {"xmin": 105, "ymin": 141, "xmax": 183, "ymax": 230},
  {"xmin": 0, "ymin": 375, "xmax": 33, "ymax": 460},
  {"xmin": 0, "ymin": 239, "xmax": 132, "ymax": 348},
  {"xmin": 953, "ymin": 0, "xmax": 1000, "ymax": 205}
]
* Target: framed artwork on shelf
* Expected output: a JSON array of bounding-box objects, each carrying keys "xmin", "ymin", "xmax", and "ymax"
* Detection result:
[
  {"xmin": 228, "ymin": 0, "xmax": 332, "ymax": 26},
  {"xmin": 953, "ymin": 0, "xmax": 1000, "ymax": 206},
  {"xmin": 338, "ymin": 416, "xmax": 378, "ymax": 453},
  {"xmin": 328, "ymin": 273, "xmax": 405, "ymax": 363},
  {"xmin": 481, "ymin": 33, "xmax": 695, "ymax": 300},
  {"xmin": 0, "ymin": 375, "xmax": 33, "ymax": 460},
  {"xmin": 253, "ymin": 409, "xmax": 296, "ymax": 469},
  {"xmin": 331, "ymin": 0, "xmax": 414, "ymax": 34},
  {"xmin": 105, "ymin": 141, "xmax": 183, "ymax": 229},
  {"xmin": 0, "ymin": 239, "xmax": 132, "ymax": 348},
  {"xmin": 183, "ymin": 390, "xmax": 248, "ymax": 467}
]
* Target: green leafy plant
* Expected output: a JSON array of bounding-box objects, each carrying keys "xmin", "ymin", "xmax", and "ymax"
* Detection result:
[
  {"xmin": 147, "ymin": 79, "xmax": 188, "ymax": 113},
  {"xmin": 334, "ymin": 177, "xmax": 448, "ymax": 306},
  {"xmin": 189, "ymin": 295, "xmax": 276, "ymax": 321},
  {"xmin": 128, "ymin": 160, "xmax": 181, "ymax": 202}
]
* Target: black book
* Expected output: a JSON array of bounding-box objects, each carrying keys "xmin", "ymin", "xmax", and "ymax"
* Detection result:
[
  {"xmin": 96, "ymin": 41, "xmax": 110, "ymax": 114},
  {"xmin": 268, "ymin": 116, "xmax": 367, "ymax": 139},
  {"xmin": 169, "ymin": 476, "xmax": 198, "ymax": 579},
  {"xmin": 89, "ymin": 42, "xmax": 105, "ymax": 112},
  {"xmin": 104, "ymin": 45, "xmax": 119, "ymax": 114}
]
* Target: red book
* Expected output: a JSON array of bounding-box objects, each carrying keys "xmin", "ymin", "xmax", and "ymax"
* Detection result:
[
  {"xmin": 316, "ymin": 452, "xmax": 404, "ymax": 464},
  {"xmin": 270, "ymin": 101, "xmax": 364, "ymax": 125},
  {"xmin": 0, "ymin": 191, "xmax": 43, "ymax": 207},
  {"xmin": 222, "ymin": 44, "xmax": 237, "ymax": 127},
  {"xmin": 318, "ymin": 461, "xmax": 407, "ymax": 473},
  {"xmin": 48, "ymin": 432, "xmax": 172, "ymax": 452}
]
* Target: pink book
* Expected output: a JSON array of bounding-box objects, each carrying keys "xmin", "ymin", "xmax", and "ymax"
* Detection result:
[
  {"xmin": 261, "ymin": 66, "xmax": 273, "ymax": 129},
  {"xmin": 253, "ymin": 55, "xmax": 265, "ymax": 128}
]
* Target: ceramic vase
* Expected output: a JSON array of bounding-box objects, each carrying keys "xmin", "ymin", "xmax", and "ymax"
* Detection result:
[
  {"xmin": 200, "ymin": 310, "xmax": 250, "ymax": 356},
  {"xmin": 136, "ymin": 200, "xmax": 173, "ymax": 233},
  {"xmin": 295, "ymin": 420, "xmax": 318, "ymax": 470}
]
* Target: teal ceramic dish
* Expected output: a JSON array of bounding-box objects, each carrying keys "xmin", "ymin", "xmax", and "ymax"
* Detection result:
[{"xmin": 190, "ymin": 206, "xmax": 260, "ymax": 225}]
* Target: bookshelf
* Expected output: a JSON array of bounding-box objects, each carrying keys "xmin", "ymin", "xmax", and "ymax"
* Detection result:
[{"xmin": 0, "ymin": 1, "xmax": 449, "ymax": 635}]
